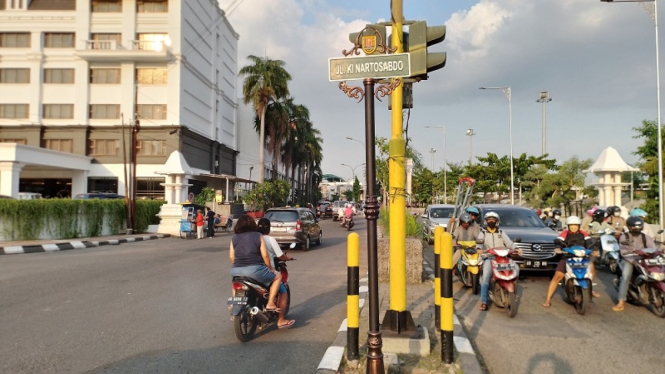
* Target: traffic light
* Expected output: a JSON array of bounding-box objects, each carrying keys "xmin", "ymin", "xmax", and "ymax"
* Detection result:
[
  {"xmin": 349, "ymin": 24, "xmax": 387, "ymax": 56},
  {"xmin": 408, "ymin": 21, "xmax": 446, "ymax": 80}
]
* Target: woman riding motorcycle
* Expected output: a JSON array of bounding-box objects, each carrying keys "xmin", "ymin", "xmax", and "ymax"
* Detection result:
[{"xmin": 478, "ymin": 212, "xmax": 516, "ymax": 311}]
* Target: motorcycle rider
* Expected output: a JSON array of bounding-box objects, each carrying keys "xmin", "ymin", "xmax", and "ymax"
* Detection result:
[
  {"xmin": 478, "ymin": 212, "xmax": 516, "ymax": 311},
  {"xmin": 341, "ymin": 203, "xmax": 354, "ymax": 226},
  {"xmin": 543, "ymin": 216, "xmax": 597, "ymax": 307},
  {"xmin": 628, "ymin": 208, "xmax": 654, "ymax": 238},
  {"xmin": 612, "ymin": 216, "xmax": 657, "ymax": 312},
  {"xmin": 581, "ymin": 206, "xmax": 598, "ymax": 232},
  {"xmin": 452, "ymin": 213, "xmax": 482, "ymax": 275},
  {"xmin": 544, "ymin": 209, "xmax": 563, "ymax": 231},
  {"xmin": 464, "ymin": 206, "xmax": 482, "ymax": 237},
  {"xmin": 588, "ymin": 209, "xmax": 610, "ymax": 233},
  {"xmin": 606, "ymin": 206, "xmax": 627, "ymax": 234}
]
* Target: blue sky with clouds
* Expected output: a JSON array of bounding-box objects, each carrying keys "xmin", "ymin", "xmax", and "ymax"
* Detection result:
[{"xmin": 220, "ymin": 0, "xmax": 659, "ymax": 181}]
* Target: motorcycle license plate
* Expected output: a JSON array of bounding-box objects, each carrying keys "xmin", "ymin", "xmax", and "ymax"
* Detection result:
[
  {"xmin": 495, "ymin": 264, "xmax": 515, "ymax": 271},
  {"xmin": 645, "ymin": 258, "xmax": 665, "ymax": 265},
  {"xmin": 227, "ymin": 296, "xmax": 248, "ymax": 305}
]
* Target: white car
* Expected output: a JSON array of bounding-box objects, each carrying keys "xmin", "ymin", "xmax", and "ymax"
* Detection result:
[{"xmin": 422, "ymin": 204, "xmax": 455, "ymax": 244}]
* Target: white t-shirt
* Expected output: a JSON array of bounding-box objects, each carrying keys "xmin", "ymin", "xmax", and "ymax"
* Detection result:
[{"xmin": 264, "ymin": 235, "xmax": 284, "ymax": 266}]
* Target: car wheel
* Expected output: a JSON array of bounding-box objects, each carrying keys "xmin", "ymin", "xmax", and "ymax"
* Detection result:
[
  {"xmin": 302, "ymin": 236, "xmax": 310, "ymax": 251},
  {"xmin": 316, "ymin": 231, "xmax": 322, "ymax": 245}
]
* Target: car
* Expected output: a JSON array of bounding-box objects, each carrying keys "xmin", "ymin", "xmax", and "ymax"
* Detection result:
[
  {"xmin": 73, "ymin": 193, "xmax": 125, "ymax": 200},
  {"xmin": 332, "ymin": 200, "xmax": 345, "ymax": 221},
  {"xmin": 263, "ymin": 207, "xmax": 322, "ymax": 251},
  {"xmin": 317, "ymin": 201, "xmax": 332, "ymax": 219},
  {"xmin": 422, "ymin": 204, "xmax": 455, "ymax": 244},
  {"xmin": 472, "ymin": 204, "xmax": 560, "ymax": 272},
  {"xmin": 18, "ymin": 192, "xmax": 42, "ymax": 200}
]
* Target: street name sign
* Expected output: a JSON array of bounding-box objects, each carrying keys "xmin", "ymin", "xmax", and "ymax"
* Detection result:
[{"xmin": 329, "ymin": 53, "xmax": 411, "ymax": 82}]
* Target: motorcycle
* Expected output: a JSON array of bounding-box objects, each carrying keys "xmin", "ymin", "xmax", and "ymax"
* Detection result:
[
  {"xmin": 591, "ymin": 228, "xmax": 620, "ymax": 274},
  {"xmin": 456, "ymin": 240, "xmax": 483, "ymax": 295},
  {"xmin": 486, "ymin": 247, "xmax": 519, "ymax": 318},
  {"xmin": 340, "ymin": 215, "xmax": 354, "ymax": 230},
  {"xmin": 561, "ymin": 246, "xmax": 594, "ymax": 315},
  {"xmin": 613, "ymin": 248, "xmax": 665, "ymax": 318},
  {"xmin": 227, "ymin": 244, "xmax": 296, "ymax": 342}
]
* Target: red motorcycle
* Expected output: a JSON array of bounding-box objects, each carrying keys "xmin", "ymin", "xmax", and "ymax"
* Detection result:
[
  {"xmin": 486, "ymin": 247, "xmax": 519, "ymax": 318},
  {"xmin": 614, "ymin": 248, "xmax": 665, "ymax": 318}
]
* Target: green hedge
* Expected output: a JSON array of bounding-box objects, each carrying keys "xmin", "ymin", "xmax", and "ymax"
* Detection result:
[{"xmin": 0, "ymin": 199, "xmax": 165, "ymax": 241}]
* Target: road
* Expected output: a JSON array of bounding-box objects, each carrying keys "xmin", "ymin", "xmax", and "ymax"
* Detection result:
[
  {"xmin": 0, "ymin": 217, "xmax": 368, "ymax": 374},
  {"xmin": 423, "ymin": 241, "xmax": 665, "ymax": 374}
]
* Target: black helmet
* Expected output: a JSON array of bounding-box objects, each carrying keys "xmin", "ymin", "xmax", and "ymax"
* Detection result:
[
  {"xmin": 552, "ymin": 209, "xmax": 562, "ymax": 216},
  {"xmin": 606, "ymin": 206, "xmax": 616, "ymax": 215},
  {"xmin": 257, "ymin": 218, "xmax": 271, "ymax": 235},
  {"xmin": 626, "ymin": 216, "xmax": 644, "ymax": 234},
  {"xmin": 592, "ymin": 209, "xmax": 606, "ymax": 223},
  {"xmin": 459, "ymin": 213, "xmax": 473, "ymax": 224}
]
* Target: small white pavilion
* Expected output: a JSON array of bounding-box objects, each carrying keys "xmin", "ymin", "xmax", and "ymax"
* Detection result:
[
  {"xmin": 156, "ymin": 151, "xmax": 193, "ymax": 235},
  {"xmin": 587, "ymin": 147, "xmax": 639, "ymax": 209}
]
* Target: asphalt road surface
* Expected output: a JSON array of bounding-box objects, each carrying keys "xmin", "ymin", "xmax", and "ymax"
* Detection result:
[{"xmin": 0, "ymin": 217, "xmax": 368, "ymax": 374}]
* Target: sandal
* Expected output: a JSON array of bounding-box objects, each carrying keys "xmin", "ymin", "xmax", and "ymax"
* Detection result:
[
  {"xmin": 612, "ymin": 304, "xmax": 624, "ymax": 312},
  {"xmin": 278, "ymin": 320, "xmax": 295, "ymax": 329},
  {"xmin": 479, "ymin": 303, "xmax": 488, "ymax": 311}
]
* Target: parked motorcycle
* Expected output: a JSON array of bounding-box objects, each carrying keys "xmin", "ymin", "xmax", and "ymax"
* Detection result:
[
  {"xmin": 456, "ymin": 240, "xmax": 483, "ymax": 295},
  {"xmin": 561, "ymin": 246, "xmax": 594, "ymax": 315},
  {"xmin": 591, "ymin": 228, "xmax": 620, "ymax": 274},
  {"xmin": 227, "ymin": 244, "xmax": 296, "ymax": 342},
  {"xmin": 486, "ymin": 247, "xmax": 520, "ymax": 318},
  {"xmin": 613, "ymin": 248, "xmax": 665, "ymax": 318}
]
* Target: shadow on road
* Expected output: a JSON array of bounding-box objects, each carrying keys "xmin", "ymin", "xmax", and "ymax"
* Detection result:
[{"xmin": 525, "ymin": 352, "xmax": 574, "ymax": 374}]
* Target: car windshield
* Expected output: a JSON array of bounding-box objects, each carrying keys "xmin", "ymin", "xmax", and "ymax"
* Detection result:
[
  {"xmin": 264, "ymin": 211, "xmax": 299, "ymax": 222},
  {"xmin": 482, "ymin": 208, "xmax": 546, "ymax": 228},
  {"xmin": 429, "ymin": 207, "xmax": 454, "ymax": 219}
]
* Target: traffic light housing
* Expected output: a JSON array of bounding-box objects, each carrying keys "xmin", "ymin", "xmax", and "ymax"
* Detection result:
[
  {"xmin": 408, "ymin": 21, "xmax": 446, "ymax": 80},
  {"xmin": 349, "ymin": 24, "xmax": 387, "ymax": 56}
]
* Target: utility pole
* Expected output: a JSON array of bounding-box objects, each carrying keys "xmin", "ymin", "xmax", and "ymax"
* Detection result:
[
  {"xmin": 121, "ymin": 113, "xmax": 130, "ymax": 233},
  {"xmin": 536, "ymin": 91, "xmax": 552, "ymax": 156},
  {"xmin": 466, "ymin": 129, "xmax": 476, "ymax": 165}
]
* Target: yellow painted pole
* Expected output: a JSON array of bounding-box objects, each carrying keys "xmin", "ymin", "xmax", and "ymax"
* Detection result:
[
  {"xmin": 434, "ymin": 226, "xmax": 444, "ymax": 327},
  {"xmin": 347, "ymin": 232, "xmax": 360, "ymax": 360},
  {"xmin": 387, "ymin": 0, "xmax": 408, "ymax": 329},
  {"xmin": 440, "ymin": 232, "xmax": 454, "ymax": 363}
]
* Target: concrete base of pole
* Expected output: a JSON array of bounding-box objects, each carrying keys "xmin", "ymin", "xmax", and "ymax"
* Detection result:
[
  {"xmin": 381, "ymin": 309, "xmax": 417, "ymax": 333},
  {"xmin": 380, "ymin": 324, "xmax": 430, "ymax": 356}
]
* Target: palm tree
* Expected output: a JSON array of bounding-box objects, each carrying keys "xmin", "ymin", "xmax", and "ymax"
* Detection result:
[{"xmin": 239, "ymin": 55, "xmax": 291, "ymax": 183}]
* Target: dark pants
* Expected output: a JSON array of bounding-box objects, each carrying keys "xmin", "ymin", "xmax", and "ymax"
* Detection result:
[{"xmin": 207, "ymin": 219, "xmax": 215, "ymax": 237}]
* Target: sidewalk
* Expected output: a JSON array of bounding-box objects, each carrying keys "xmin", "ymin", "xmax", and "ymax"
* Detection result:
[{"xmin": 0, "ymin": 233, "xmax": 173, "ymax": 255}]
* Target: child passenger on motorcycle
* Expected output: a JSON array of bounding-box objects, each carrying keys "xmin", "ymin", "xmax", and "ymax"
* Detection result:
[
  {"xmin": 478, "ymin": 212, "xmax": 517, "ymax": 311},
  {"xmin": 612, "ymin": 216, "xmax": 657, "ymax": 312},
  {"xmin": 542, "ymin": 216, "xmax": 598, "ymax": 308}
]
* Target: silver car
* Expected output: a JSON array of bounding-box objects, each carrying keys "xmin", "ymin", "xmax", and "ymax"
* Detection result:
[{"xmin": 422, "ymin": 204, "xmax": 455, "ymax": 244}]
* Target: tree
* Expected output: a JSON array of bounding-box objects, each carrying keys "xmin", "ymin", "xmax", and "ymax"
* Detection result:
[
  {"xmin": 352, "ymin": 176, "xmax": 361, "ymax": 202},
  {"xmin": 530, "ymin": 156, "xmax": 592, "ymax": 213},
  {"xmin": 375, "ymin": 136, "xmax": 423, "ymax": 205},
  {"xmin": 632, "ymin": 120, "xmax": 663, "ymax": 222},
  {"xmin": 244, "ymin": 180, "xmax": 291, "ymax": 211},
  {"xmin": 240, "ymin": 55, "xmax": 291, "ymax": 183}
]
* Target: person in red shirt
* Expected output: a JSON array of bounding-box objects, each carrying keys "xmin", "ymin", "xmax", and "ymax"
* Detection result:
[{"xmin": 196, "ymin": 209, "xmax": 205, "ymax": 239}]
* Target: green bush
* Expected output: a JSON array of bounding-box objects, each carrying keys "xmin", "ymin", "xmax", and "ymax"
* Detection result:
[
  {"xmin": 135, "ymin": 200, "xmax": 165, "ymax": 233},
  {"xmin": 377, "ymin": 207, "xmax": 422, "ymax": 238}
]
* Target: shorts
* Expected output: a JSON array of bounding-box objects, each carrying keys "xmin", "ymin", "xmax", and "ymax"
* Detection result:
[
  {"xmin": 556, "ymin": 258, "xmax": 566, "ymax": 273},
  {"xmin": 279, "ymin": 282, "xmax": 287, "ymax": 293},
  {"xmin": 231, "ymin": 264, "xmax": 276, "ymax": 286}
]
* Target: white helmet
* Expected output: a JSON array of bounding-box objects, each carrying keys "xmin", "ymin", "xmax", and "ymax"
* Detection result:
[
  {"xmin": 565, "ymin": 216, "xmax": 582, "ymax": 226},
  {"xmin": 346, "ymin": 203, "xmax": 353, "ymax": 208},
  {"xmin": 484, "ymin": 211, "xmax": 500, "ymax": 222}
]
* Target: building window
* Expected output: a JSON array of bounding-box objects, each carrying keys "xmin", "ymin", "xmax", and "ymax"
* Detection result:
[
  {"xmin": 90, "ymin": 33, "xmax": 121, "ymax": 49},
  {"xmin": 43, "ymin": 69, "xmax": 75, "ymax": 84},
  {"xmin": 44, "ymin": 33, "xmax": 75, "ymax": 48},
  {"xmin": 0, "ymin": 139, "xmax": 27, "ymax": 145},
  {"xmin": 0, "ymin": 104, "xmax": 29, "ymax": 119},
  {"xmin": 0, "ymin": 33, "xmax": 31, "ymax": 48},
  {"xmin": 91, "ymin": 0, "xmax": 122, "ymax": 12},
  {"xmin": 137, "ymin": 177, "xmax": 165, "ymax": 200},
  {"xmin": 136, "ymin": 68, "xmax": 167, "ymax": 84},
  {"xmin": 88, "ymin": 177, "xmax": 119, "ymax": 194},
  {"xmin": 43, "ymin": 104, "xmax": 74, "ymax": 119},
  {"xmin": 137, "ymin": 140, "xmax": 166, "ymax": 156},
  {"xmin": 89, "ymin": 139, "xmax": 119, "ymax": 155},
  {"xmin": 136, "ymin": 33, "xmax": 168, "ymax": 51},
  {"xmin": 137, "ymin": 104, "xmax": 166, "ymax": 120},
  {"xmin": 137, "ymin": 0, "xmax": 168, "ymax": 13},
  {"xmin": 0, "ymin": 68, "xmax": 30, "ymax": 83},
  {"xmin": 90, "ymin": 68, "xmax": 121, "ymax": 84},
  {"xmin": 44, "ymin": 139, "xmax": 73, "ymax": 153},
  {"xmin": 90, "ymin": 104, "xmax": 120, "ymax": 119}
]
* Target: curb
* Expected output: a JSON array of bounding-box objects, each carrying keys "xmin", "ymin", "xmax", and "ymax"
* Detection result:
[
  {"xmin": 0, "ymin": 234, "xmax": 171, "ymax": 255},
  {"xmin": 316, "ymin": 275, "xmax": 369, "ymax": 374}
]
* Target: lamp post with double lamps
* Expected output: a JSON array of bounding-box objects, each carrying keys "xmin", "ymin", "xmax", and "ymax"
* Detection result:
[
  {"xmin": 341, "ymin": 163, "xmax": 365, "ymax": 183},
  {"xmin": 429, "ymin": 148, "xmax": 437, "ymax": 203},
  {"xmin": 345, "ymin": 136, "xmax": 366, "ymax": 148},
  {"xmin": 536, "ymin": 91, "xmax": 552, "ymax": 156},
  {"xmin": 466, "ymin": 129, "xmax": 476, "ymax": 165},
  {"xmin": 480, "ymin": 86, "xmax": 515, "ymax": 205},
  {"xmin": 600, "ymin": 0, "xmax": 664, "ymax": 238},
  {"xmin": 425, "ymin": 126, "xmax": 447, "ymax": 203}
]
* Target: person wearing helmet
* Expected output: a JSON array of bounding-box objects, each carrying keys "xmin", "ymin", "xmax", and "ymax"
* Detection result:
[
  {"xmin": 588, "ymin": 209, "xmax": 610, "ymax": 233},
  {"xmin": 464, "ymin": 206, "xmax": 482, "ymax": 237},
  {"xmin": 543, "ymin": 216, "xmax": 597, "ymax": 307},
  {"xmin": 477, "ymin": 211, "xmax": 517, "ymax": 311},
  {"xmin": 581, "ymin": 206, "xmax": 598, "ymax": 232},
  {"xmin": 451, "ymin": 213, "xmax": 482, "ymax": 274},
  {"xmin": 606, "ymin": 206, "xmax": 626, "ymax": 233},
  {"xmin": 628, "ymin": 208, "xmax": 654, "ymax": 237},
  {"xmin": 612, "ymin": 216, "xmax": 657, "ymax": 312},
  {"xmin": 544, "ymin": 209, "xmax": 563, "ymax": 231}
]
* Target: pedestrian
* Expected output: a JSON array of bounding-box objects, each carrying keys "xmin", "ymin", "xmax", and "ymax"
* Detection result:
[
  {"xmin": 196, "ymin": 209, "xmax": 204, "ymax": 239},
  {"xmin": 206, "ymin": 207, "xmax": 216, "ymax": 238}
]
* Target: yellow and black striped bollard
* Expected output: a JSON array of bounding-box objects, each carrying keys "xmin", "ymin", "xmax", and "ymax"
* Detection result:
[
  {"xmin": 347, "ymin": 232, "xmax": 360, "ymax": 360},
  {"xmin": 440, "ymin": 231, "xmax": 454, "ymax": 364},
  {"xmin": 434, "ymin": 227, "xmax": 444, "ymax": 328}
]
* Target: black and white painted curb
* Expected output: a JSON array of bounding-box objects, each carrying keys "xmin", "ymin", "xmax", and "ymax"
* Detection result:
[
  {"xmin": 316, "ymin": 275, "xmax": 368, "ymax": 374},
  {"xmin": 0, "ymin": 234, "xmax": 171, "ymax": 255}
]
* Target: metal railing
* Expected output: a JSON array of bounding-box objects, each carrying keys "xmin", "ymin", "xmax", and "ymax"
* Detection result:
[
  {"xmin": 85, "ymin": 40, "xmax": 119, "ymax": 50},
  {"xmin": 132, "ymin": 40, "xmax": 166, "ymax": 51}
]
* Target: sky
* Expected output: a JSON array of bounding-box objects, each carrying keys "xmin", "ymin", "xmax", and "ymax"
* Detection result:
[{"xmin": 219, "ymin": 0, "xmax": 661, "ymax": 182}]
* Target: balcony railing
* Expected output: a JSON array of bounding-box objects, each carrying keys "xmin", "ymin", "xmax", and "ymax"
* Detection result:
[
  {"xmin": 85, "ymin": 40, "xmax": 120, "ymax": 50},
  {"xmin": 132, "ymin": 40, "xmax": 166, "ymax": 52}
]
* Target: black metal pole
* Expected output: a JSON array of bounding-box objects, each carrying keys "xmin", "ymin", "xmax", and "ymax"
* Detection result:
[{"xmin": 363, "ymin": 78, "xmax": 384, "ymax": 374}]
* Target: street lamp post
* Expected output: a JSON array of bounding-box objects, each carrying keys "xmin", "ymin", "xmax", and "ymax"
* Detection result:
[
  {"xmin": 600, "ymin": 0, "xmax": 664, "ymax": 240},
  {"xmin": 466, "ymin": 129, "xmax": 476, "ymax": 165},
  {"xmin": 480, "ymin": 86, "xmax": 515, "ymax": 205},
  {"xmin": 425, "ymin": 126, "xmax": 447, "ymax": 203},
  {"xmin": 430, "ymin": 148, "xmax": 437, "ymax": 203},
  {"xmin": 341, "ymin": 162, "xmax": 365, "ymax": 183},
  {"xmin": 536, "ymin": 91, "xmax": 552, "ymax": 156},
  {"xmin": 345, "ymin": 136, "xmax": 366, "ymax": 148}
]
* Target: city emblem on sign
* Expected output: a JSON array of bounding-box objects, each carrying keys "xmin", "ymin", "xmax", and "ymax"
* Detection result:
[{"xmin": 362, "ymin": 35, "xmax": 377, "ymax": 55}]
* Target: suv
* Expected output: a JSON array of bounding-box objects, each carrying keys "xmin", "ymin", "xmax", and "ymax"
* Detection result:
[
  {"xmin": 422, "ymin": 204, "xmax": 455, "ymax": 244},
  {"xmin": 332, "ymin": 200, "xmax": 348, "ymax": 221},
  {"xmin": 264, "ymin": 207, "xmax": 323, "ymax": 251},
  {"xmin": 472, "ymin": 204, "xmax": 560, "ymax": 272}
]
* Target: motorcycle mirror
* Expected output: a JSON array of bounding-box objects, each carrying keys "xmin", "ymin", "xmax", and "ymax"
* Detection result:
[
  {"xmin": 289, "ymin": 243, "xmax": 297, "ymax": 249},
  {"xmin": 658, "ymin": 229, "xmax": 665, "ymax": 234},
  {"xmin": 475, "ymin": 239, "xmax": 484, "ymax": 245}
]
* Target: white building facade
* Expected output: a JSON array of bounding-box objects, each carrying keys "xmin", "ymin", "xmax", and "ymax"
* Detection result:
[{"xmin": 0, "ymin": 0, "xmax": 241, "ymax": 199}]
